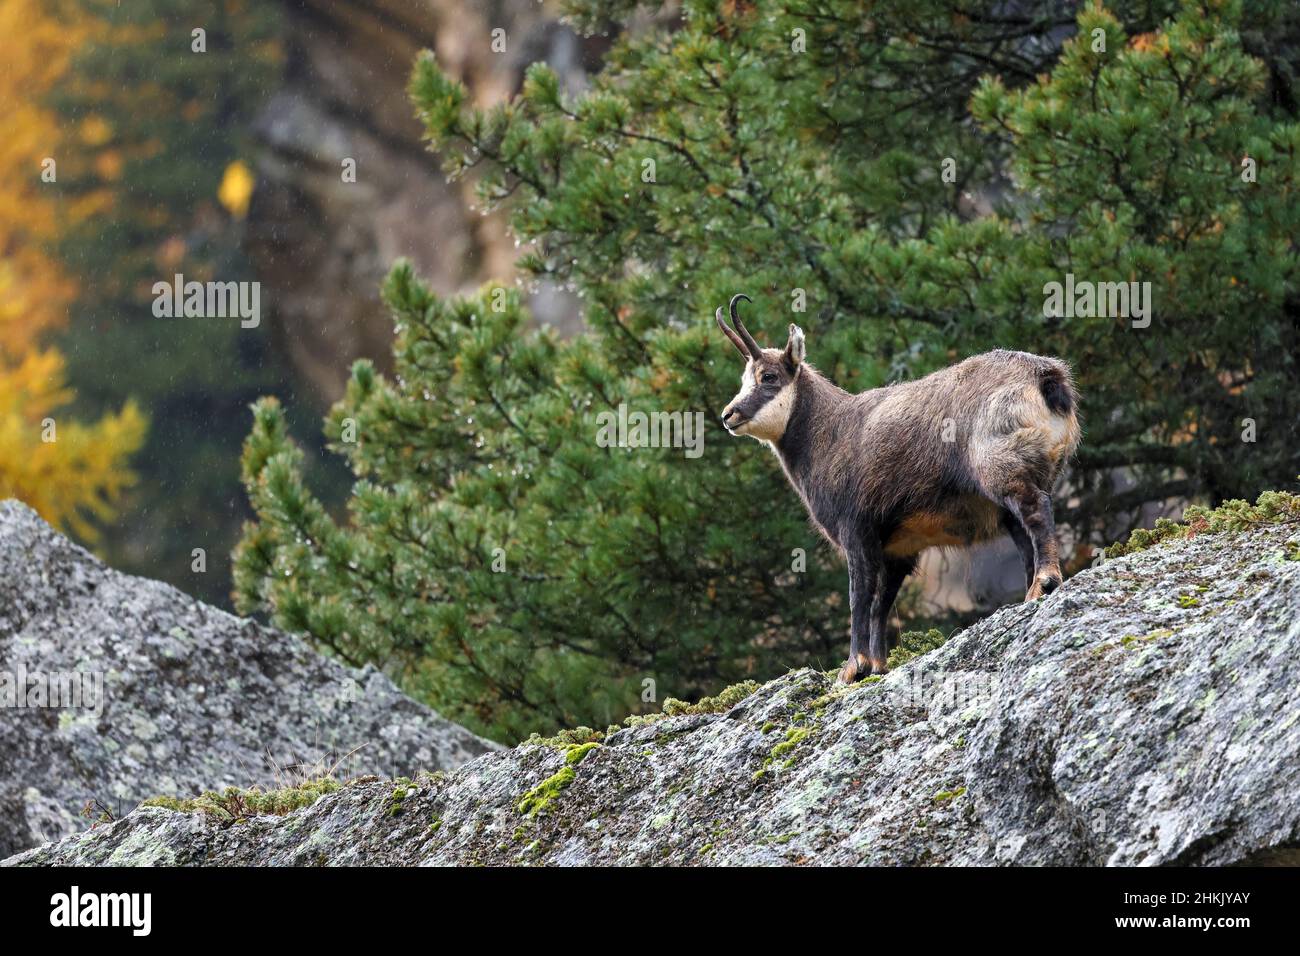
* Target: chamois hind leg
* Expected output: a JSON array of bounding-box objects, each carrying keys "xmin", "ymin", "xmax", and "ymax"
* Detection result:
[
  {"xmin": 1003, "ymin": 481, "xmax": 1062, "ymax": 601},
  {"xmin": 838, "ymin": 529, "xmax": 881, "ymax": 684},
  {"xmin": 867, "ymin": 557, "xmax": 914, "ymax": 674},
  {"xmin": 1001, "ymin": 509, "xmax": 1036, "ymax": 591}
]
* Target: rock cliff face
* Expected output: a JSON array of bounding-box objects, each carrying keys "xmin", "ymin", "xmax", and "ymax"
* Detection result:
[
  {"xmin": 0, "ymin": 501, "xmax": 496, "ymax": 859},
  {"xmin": 8, "ymin": 503, "xmax": 1298, "ymax": 866},
  {"xmin": 248, "ymin": 0, "xmax": 599, "ymax": 404}
]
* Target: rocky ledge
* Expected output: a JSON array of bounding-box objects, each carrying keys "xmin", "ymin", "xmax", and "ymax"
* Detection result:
[
  {"xmin": 6, "ymin": 494, "xmax": 1298, "ymax": 866},
  {"xmin": 0, "ymin": 500, "xmax": 496, "ymax": 858}
]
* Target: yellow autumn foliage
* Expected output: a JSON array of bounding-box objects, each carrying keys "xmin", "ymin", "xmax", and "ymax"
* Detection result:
[
  {"xmin": 218, "ymin": 160, "xmax": 256, "ymax": 219},
  {"xmin": 0, "ymin": 336, "xmax": 146, "ymax": 542},
  {"xmin": 0, "ymin": 0, "xmax": 146, "ymax": 539}
]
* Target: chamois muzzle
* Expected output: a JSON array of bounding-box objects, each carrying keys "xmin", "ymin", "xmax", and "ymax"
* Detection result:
[{"xmin": 720, "ymin": 407, "xmax": 747, "ymax": 431}]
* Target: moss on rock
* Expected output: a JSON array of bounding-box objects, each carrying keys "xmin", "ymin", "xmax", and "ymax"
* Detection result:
[
  {"xmin": 770, "ymin": 727, "xmax": 812, "ymax": 761},
  {"xmin": 1107, "ymin": 488, "xmax": 1300, "ymax": 559},
  {"xmin": 634, "ymin": 680, "xmax": 762, "ymax": 725},
  {"xmin": 525, "ymin": 679, "xmax": 763, "ymax": 748},
  {"xmin": 517, "ymin": 766, "xmax": 576, "ymax": 818},
  {"xmin": 888, "ymin": 628, "xmax": 950, "ymax": 669},
  {"xmin": 141, "ymin": 777, "xmax": 343, "ymax": 825},
  {"xmin": 564, "ymin": 742, "xmax": 600, "ymax": 766}
]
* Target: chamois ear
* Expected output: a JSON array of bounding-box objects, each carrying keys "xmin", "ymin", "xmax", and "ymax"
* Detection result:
[{"xmin": 783, "ymin": 323, "xmax": 805, "ymax": 370}]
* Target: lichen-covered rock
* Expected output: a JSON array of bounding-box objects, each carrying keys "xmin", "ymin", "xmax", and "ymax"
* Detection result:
[
  {"xmin": 0, "ymin": 500, "xmax": 497, "ymax": 858},
  {"xmin": 8, "ymin": 509, "xmax": 1298, "ymax": 866}
]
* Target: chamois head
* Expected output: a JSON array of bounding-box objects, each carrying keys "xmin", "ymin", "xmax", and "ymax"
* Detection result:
[{"xmin": 717, "ymin": 293, "xmax": 805, "ymax": 443}]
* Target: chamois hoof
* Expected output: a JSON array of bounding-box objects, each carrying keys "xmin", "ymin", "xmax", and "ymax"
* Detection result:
[
  {"xmin": 1025, "ymin": 572, "xmax": 1062, "ymax": 602},
  {"xmin": 837, "ymin": 654, "xmax": 869, "ymax": 685}
]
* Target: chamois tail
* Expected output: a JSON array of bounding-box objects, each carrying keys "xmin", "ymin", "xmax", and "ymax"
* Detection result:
[{"xmin": 1037, "ymin": 361, "xmax": 1076, "ymax": 417}]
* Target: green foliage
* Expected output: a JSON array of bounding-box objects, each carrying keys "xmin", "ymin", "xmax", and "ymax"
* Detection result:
[
  {"xmin": 238, "ymin": 1, "xmax": 1300, "ymax": 741},
  {"xmin": 236, "ymin": 265, "xmax": 819, "ymax": 741},
  {"xmin": 1107, "ymin": 485, "xmax": 1300, "ymax": 557},
  {"xmin": 940, "ymin": 0, "xmax": 1300, "ymax": 527}
]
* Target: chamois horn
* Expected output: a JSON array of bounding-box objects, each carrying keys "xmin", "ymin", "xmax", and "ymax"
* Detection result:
[
  {"xmin": 716, "ymin": 307, "xmax": 749, "ymax": 357},
  {"xmin": 725, "ymin": 293, "xmax": 761, "ymax": 359}
]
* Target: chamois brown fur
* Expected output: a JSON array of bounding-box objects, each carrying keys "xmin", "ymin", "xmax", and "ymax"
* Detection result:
[{"xmin": 717, "ymin": 294, "xmax": 1080, "ymax": 682}]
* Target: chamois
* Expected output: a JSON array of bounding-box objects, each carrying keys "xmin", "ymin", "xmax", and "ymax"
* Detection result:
[{"xmin": 716, "ymin": 294, "xmax": 1080, "ymax": 683}]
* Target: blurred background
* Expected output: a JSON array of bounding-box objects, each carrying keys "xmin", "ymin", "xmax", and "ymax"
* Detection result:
[{"xmin": 1, "ymin": 0, "xmax": 598, "ymax": 608}]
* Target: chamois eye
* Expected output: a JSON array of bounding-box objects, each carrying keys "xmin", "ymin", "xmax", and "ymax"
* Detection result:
[{"xmin": 761, "ymin": 372, "xmax": 779, "ymax": 385}]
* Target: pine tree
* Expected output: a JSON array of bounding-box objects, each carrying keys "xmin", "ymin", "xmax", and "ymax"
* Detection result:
[
  {"xmin": 900, "ymin": 0, "xmax": 1300, "ymax": 531},
  {"xmin": 236, "ymin": 0, "xmax": 1300, "ymax": 741}
]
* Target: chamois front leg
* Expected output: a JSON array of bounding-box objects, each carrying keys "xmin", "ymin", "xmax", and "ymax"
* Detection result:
[
  {"xmin": 868, "ymin": 557, "xmax": 914, "ymax": 673},
  {"xmin": 838, "ymin": 527, "xmax": 881, "ymax": 684}
]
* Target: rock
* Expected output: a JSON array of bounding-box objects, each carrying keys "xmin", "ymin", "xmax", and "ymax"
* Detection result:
[
  {"xmin": 7, "ymin": 507, "xmax": 1298, "ymax": 866},
  {"xmin": 0, "ymin": 500, "xmax": 497, "ymax": 858}
]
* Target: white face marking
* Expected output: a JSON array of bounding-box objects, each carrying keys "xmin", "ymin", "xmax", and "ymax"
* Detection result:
[{"xmin": 729, "ymin": 361, "xmax": 796, "ymax": 443}]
